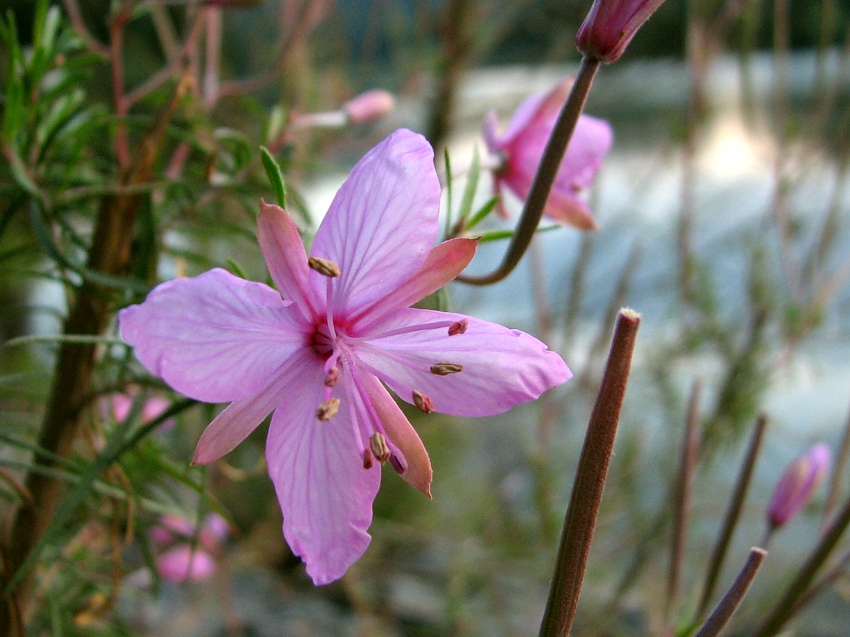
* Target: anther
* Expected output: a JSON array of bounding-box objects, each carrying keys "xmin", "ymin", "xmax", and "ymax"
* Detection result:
[
  {"xmin": 389, "ymin": 454, "xmax": 407, "ymax": 475},
  {"xmin": 316, "ymin": 397, "xmax": 341, "ymax": 421},
  {"xmin": 369, "ymin": 433, "xmax": 391, "ymax": 463},
  {"xmin": 308, "ymin": 256, "xmax": 341, "ymax": 277},
  {"xmin": 412, "ymin": 390, "xmax": 435, "ymax": 414},
  {"xmin": 430, "ymin": 362, "xmax": 463, "ymax": 375},
  {"xmin": 448, "ymin": 319, "xmax": 468, "ymax": 336},
  {"xmin": 362, "ymin": 448, "xmax": 374, "ymax": 470},
  {"xmin": 324, "ymin": 366, "xmax": 340, "ymax": 387}
]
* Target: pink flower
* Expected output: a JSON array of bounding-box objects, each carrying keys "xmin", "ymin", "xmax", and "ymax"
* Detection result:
[
  {"xmin": 576, "ymin": 0, "xmax": 668, "ymax": 63},
  {"xmin": 151, "ymin": 514, "xmax": 229, "ymax": 584},
  {"xmin": 111, "ymin": 389, "xmax": 172, "ymax": 428},
  {"xmin": 343, "ymin": 89, "xmax": 395, "ymax": 125},
  {"xmin": 483, "ymin": 79, "xmax": 613, "ymax": 229},
  {"xmin": 119, "ymin": 129, "xmax": 570, "ymax": 585},
  {"xmin": 767, "ymin": 443, "xmax": 831, "ymax": 530}
]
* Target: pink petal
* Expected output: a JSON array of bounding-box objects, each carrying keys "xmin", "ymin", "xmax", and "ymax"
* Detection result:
[
  {"xmin": 265, "ymin": 364, "xmax": 380, "ymax": 585},
  {"xmin": 257, "ymin": 201, "xmax": 320, "ymax": 320},
  {"xmin": 156, "ymin": 546, "xmax": 216, "ymax": 583},
  {"xmin": 351, "ymin": 237, "xmax": 479, "ymax": 331},
  {"xmin": 309, "ymin": 129, "xmax": 441, "ymax": 317},
  {"xmin": 119, "ymin": 269, "xmax": 307, "ymax": 403},
  {"xmin": 359, "ymin": 371, "xmax": 432, "ymax": 497},
  {"xmin": 542, "ymin": 188, "xmax": 598, "ymax": 230},
  {"xmin": 354, "ymin": 309, "xmax": 571, "ymax": 417},
  {"xmin": 192, "ymin": 355, "xmax": 310, "ymax": 464}
]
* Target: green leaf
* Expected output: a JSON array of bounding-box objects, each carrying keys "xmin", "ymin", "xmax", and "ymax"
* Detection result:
[
  {"xmin": 260, "ymin": 146, "xmax": 287, "ymax": 208},
  {"xmin": 443, "ymin": 147, "xmax": 453, "ymax": 239},
  {"xmin": 457, "ymin": 145, "xmax": 481, "ymax": 223},
  {"xmin": 466, "ymin": 195, "xmax": 500, "ymax": 231},
  {"xmin": 476, "ymin": 224, "xmax": 559, "ymax": 243}
]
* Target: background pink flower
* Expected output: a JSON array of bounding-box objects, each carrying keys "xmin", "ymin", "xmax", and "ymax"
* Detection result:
[
  {"xmin": 484, "ymin": 78, "xmax": 613, "ymax": 229},
  {"xmin": 119, "ymin": 129, "xmax": 571, "ymax": 585}
]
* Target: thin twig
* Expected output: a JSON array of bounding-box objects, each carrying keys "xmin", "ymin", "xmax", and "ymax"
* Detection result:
[
  {"xmin": 696, "ymin": 413, "xmax": 768, "ymax": 619},
  {"xmin": 694, "ymin": 547, "xmax": 767, "ymax": 637},
  {"xmin": 823, "ymin": 401, "xmax": 850, "ymax": 527}
]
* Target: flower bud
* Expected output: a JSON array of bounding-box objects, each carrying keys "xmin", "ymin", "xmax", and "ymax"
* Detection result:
[
  {"xmin": 576, "ymin": 0, "xmax": 667, "ymax": 63},
  {"xmin": 343, "ymin": 90, "xmax": 395, "ymax": 125},
  {"xmin": 766, "ymin": 443, "xmax": 831, "ymax": 530}
]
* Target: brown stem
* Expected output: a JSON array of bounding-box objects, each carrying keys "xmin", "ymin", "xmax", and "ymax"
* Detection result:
[
  {"xmin": 694, "ymin": 547, "xmax": 767, "ymax": 637},
  {"xmin": 458, "ymin": 57, "xmax": 601, "ymax": 286},
  {"xmin": 538, "ymin": 309, "xmax": 640, "ymax": 637},
  {"xmin": 667, "ymin": 380, "xmax": 702, "ymax": 615},
  {"xmin": 0, "ymin": 77, "xmax": 189, "ymax": 636},
  {"xmin": 752, "ymin": 490, "xmax": 850, "ymax": 637},
  {"xmin": 695, "ymin": 413, "xmax": 768, "ymax": 619}
]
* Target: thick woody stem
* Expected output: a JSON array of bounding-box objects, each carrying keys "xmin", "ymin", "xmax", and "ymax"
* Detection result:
[
  {"xmin": 0, "ymin": 78, "xmax": 189, "ymax": 636},
  {"xmin": 538, "ymin": 309, "xmax": 640, "ymax": 637},
  {"xmin": 458, "ymin": 56, "xmax": 600, "ymax": 286}
]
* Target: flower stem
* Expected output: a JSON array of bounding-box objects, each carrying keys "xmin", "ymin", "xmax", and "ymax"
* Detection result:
[
  {"xmin": 538, "ymin": 308, "xmax": 640, "ymax": 637},
  {"xmin": 458, "ymin": 56, "xmax": 601, "ymax": 286},
  {"xmin": 694, "ymin": 547, "xmax": 767, "ymax": 637},
  {"xmin": 751, "ymin": 490, "xmax": 850, "ymax": 637},
  {"xmin": 695, "ymin": 413, "xmax": 768, "ymax": 620}
]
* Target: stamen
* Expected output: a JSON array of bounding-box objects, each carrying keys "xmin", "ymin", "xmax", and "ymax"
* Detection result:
[
  {"xmin": 324, "ymin": 366, "xmax": 340, "ymax": 387},
  {"xmin": 369, "ymin": 433, "xmax": 391, "ymax": 463},
  {"xmin": 308, "ymin": 256, "xmax": 341, "ymax": 277},
  {"xmin": 361, "ymin": 319, "xmax": 460, "ymax": 341},
  {"xmin": 389, "ymin": 454, "xmax": 407, "ymax": 475},
  {"xmin": 448, "ymin": 319, "xmax": 468, "ymax": 335},
  {"xmin": 412, "ymin": 390, "xmax": 435, "ymax": 414},
  {"xmin": 316, "ymin": 397, "xmax": 341, "ymax": 421},
  {"xmin": 430, "ymin": 362, "xmax": 463, "ymax": 375},
  {"xmin": 362, "ymin": 448, "xmax": 374, "ymax": 469}
]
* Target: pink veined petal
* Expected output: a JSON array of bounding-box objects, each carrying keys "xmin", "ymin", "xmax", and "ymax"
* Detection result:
[
  {"xmin": 257, "ymin": 201, "xmax": 320, "ymax": 320},
  {"xmin": 358, "ymin": 371, "xmax": 432, "ymax": 497},
  {"xmin": 156, "ymin": 546, "xmax": 216, "ymax": 583},
  {"xmin": 309, "ymin": 129, "xmax": 441, "ymax": 317},
  {"xmin": 353, "ymin": 308, "xmax": 571, "ymax": 417},
  {"xmin": 542, "ymin": 188, "xmax": 597, "ymax": 230},
  {"xmin": 192, "ymin": 354, "xmax": 310, "ymax": 464},
  {"xmin": 119, "ymin": 269, "xmax": 307, "ymax": 403},
  {"xmin": 265, "ymin": 363, "xmax": 380, "ymax": 585},
  {"xmin": 351, "ymin": 237, "xmax": 479, "ymax": 332}
]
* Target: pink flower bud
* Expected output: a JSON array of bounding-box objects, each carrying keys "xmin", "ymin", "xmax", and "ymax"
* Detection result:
[
  {"xmin": 483, "ymin": 78, "xmax": 613, "ymax": 229},
  {"xmin": 156, "ymin": 546, "xmax": 216, "ymax": 583},
  {"xmin": 576, "ymin": 0, "xmax": 667, "ymax": 63},
  {"xmin": 767, "ymin": 443, "xmax": 831, "ymax": 530},
  {"xmin": 343, "ymin": 90, "xmax": 395, "ymax": 125}
]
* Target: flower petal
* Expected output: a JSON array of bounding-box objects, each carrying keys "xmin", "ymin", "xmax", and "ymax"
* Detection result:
[
  {"xmin": 309, "ymin": 129, "xmax": 441, "ymax": 317},
  {"xmin": 119, "ymin": 268, "xmax": 307, "ymax": 403},
  {"xmin": 358, "ymin": 371, "xmax": 432, "ymax": 497},
  {"xmin": 192, "ymin": 355, "xmax": 311, "ymax": 464},
  {"xmin": 354, "ymin": 308, "xmax": 571, "ymax": 417},
  {"xmin": 257, "ymin": 201, "xmax": 320, "ymax": 320},
  {"xmin": 265, "ymin": 364, "xmax": 380, "ymax": 585},
  {"xmin": 351, "ymin": 237, "xmax": 479, "ymax": 331}
]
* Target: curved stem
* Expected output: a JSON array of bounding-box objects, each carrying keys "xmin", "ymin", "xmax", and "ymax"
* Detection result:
[{"xmin": 458, "ymin": 56, "xmax": 600, "ymax": 286}]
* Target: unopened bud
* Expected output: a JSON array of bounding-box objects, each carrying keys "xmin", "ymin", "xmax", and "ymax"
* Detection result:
[
  {"xmin": 369, "ymin": 433, "xmax": 391, "ymax": 463},
  {"xmin": 767, "ymin": 443, "xmax": 831, "ymax": 530},
  {"xmin": 576, "ymin": 0, "xmax": 668, "ymax": 63},
  {"xmin": 343, "ymin": 90, "xmax": 395, "ymax": 125},
  {"xmin": 308, "ymin": 256, "xmax": 341, "ymax": 277},
  {"xmin": 430, "ymin": 362, "xmax": 463, "ymax": 376},
  {"xmin": 448, "ymin": 319, "xmax": 469, "ymax": 336},
  {"xmin": 316, "ymin": 397, "xmax": 341, "ymax": 421},
  {"xmin": 412, "ymin": 390, "xmax": 435, "ymax": 414}
]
